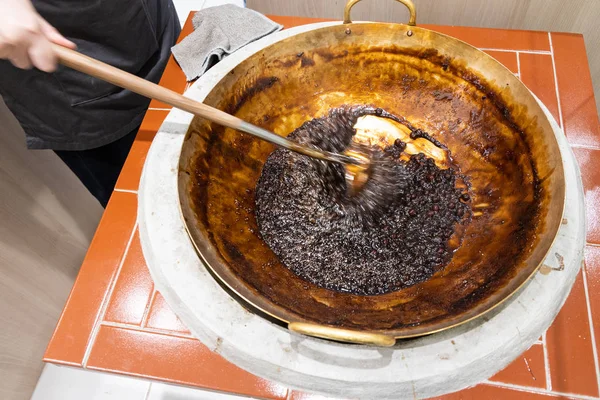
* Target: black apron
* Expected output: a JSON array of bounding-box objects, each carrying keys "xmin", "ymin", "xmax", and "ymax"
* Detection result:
[{"xmin": 0, "ymin": 0, "xmax": 181, "ymax": 150}]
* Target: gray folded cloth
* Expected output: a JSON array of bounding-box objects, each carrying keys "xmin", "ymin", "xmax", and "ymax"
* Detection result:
[{"xmin": 172, "ymin": 4, "xmax": 283, "ymax": 81}]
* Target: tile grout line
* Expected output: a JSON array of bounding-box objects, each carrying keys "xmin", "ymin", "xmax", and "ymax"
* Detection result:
[
  {"xmin": 114, "ymin": 188, "xmax": 138, "ymax": 194},
  {"xmin": 483, "ymin": 380, "xmax": 599, "ymax": 400},
  {"xmin": 542, "ymin": 331, "xmax": 552, "ymax": 390},
  {"xmin": 41, "ymin": 358, "xmax": 82, "ymax": 368},
  {"xmin": 144, "ymin": 382, "xmax": 153, "ymax": 400},
  {"xmin": 81, "ymin": 222, "xmax": 139, "ymax": 368},
  {"xmin": 570, "ymin": 143, "xmax": 600, "ymax": 151},
  {"xmin": 140, "ymin": 288, "xmax": 158, "ymax": 328},
  {"xmin": 100, "ymin": 320, "xmax": 195, "ymax": 340},
  {"xmin": 581, "ymin": 261, "xmax": 600, "ymax": 393},
  {"xmin": 477, "ymin": 47, "xmax": 551, "ymax": 55},
  {"xmin": 548, "ymin": 32, "xmax": 564, "ymax": 130}
]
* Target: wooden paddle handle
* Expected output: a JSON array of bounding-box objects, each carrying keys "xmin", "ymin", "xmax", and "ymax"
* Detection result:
[
  {"xmin": 52, "ymin": 44, "xmax": 244, "ymax": 131},
  {"xmin": 52, "ymin": 44, "xmax": 367, "ymax": 166}
]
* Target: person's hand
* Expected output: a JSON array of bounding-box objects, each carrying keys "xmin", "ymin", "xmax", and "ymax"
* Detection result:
[{"xmin": 0, "ymin": 0, "xmax": 76, "ymax": 72}]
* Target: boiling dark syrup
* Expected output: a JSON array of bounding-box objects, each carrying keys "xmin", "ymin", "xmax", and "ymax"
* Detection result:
[{"xmin": 255, "ymin": 107, "xmax": 471, "ymax": 295}]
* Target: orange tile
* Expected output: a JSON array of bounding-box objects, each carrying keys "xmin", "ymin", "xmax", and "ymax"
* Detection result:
[
  {"xmin": 433, "ymin": 384, "xmax": 563, "ymax": 399},
  {"xmin": 572, "ymin": 148, "xmax": 600, "ymax": 244},
  {"xmin": 86, "ymin": 326, "xmax": 288, "ymax": 399},
  {"xmin": 44, "ymin": 192, "xmax": 137, "ymax": 366},
  {"xmin": 490, "ymin": 344, "xmax": 547, "ymax": 389},
  {"xmin": 145, "ymin": 291, "xmax": 191, "ymax": 334},
  {"xmin": 104, "ymin": 230, "xmax": 153, "ymax": 325},
  {"xmin": 546, "ymin": 270, "xmax": 599, "ymax": 397},
  {"xmin": 115, "ymin": 110, "xmax": 169, "ymax": 191},
  {"xmin": 552, "ymin": 33, "xmax": 600, "ymax": 148},
  {"xmin": 179, "ymin": 11, "xmax": 195, "ymax": 43},
  {"xmin": 138, "ymin": 108, "xmax": 170, "ymax": 133},
  {"xmin": 149, "ymin": 56, "xmax": 187, "ymax": 109},
  {"xmin": 148, "ymin": 99, "xmax": 171, "ymax": 109},
  {"xmin": 423, "ymin": 25, "xmax": 550, "ymax": 51},
  {"xmin": 519, "ymin": 53, "xmax": 560, "ymax": 124},
  {"xmin": 157, "ymin": 55, "xmax": 186, "ymax": 91},
  {"xmin": 483, "ymin": 50, "xmax": 518, "ymax": 74},
  {"xmin": 584, "ymin": 245, "xmax": 600, "ymax": 371}
]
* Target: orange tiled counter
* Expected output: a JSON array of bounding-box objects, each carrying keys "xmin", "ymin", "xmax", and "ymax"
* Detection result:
[{"xmin": 45, "ymin": 14, "xmax": 600, "ymax": 400}]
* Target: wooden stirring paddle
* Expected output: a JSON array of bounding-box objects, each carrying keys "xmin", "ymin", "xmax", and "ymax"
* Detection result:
[{"xmin": 52, "ymin": 44, "xmax": 371, "ymax": 191}]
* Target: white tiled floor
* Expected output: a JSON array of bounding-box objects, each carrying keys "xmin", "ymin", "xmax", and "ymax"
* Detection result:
[
  {"xmin": 31, "ymin": 1, "xmax": 252, "ymax": 398},
  {"xmin": 31, "ymin": 364, "xmax": 253, "ymax": 400},
  {"xmin": 31, "ymin": 365, "xmax": 150, "ymax": 400},
  {"xmin": 147, "ymin": 380, "xmax": 254, "ymax": 400}
]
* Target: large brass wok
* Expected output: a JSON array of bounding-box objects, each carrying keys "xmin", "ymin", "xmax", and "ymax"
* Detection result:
[{"xmin": 177, "ymin": 0, "xmax": 565, "ymax": 346}]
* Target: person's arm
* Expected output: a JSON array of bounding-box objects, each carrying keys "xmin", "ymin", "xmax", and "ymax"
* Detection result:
[{"xmin": 0, "ymin": 0, "xmax": 75, "ymax": 72}]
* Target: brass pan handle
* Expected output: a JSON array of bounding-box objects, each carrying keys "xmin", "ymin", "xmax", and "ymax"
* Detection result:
[
  {"xmin": 288, "ymin": 322, "xmax": 396, "ymax": 347},
  {"xmin": 343, "ymin": 0, "xmax": 417, "ymax": 26}
]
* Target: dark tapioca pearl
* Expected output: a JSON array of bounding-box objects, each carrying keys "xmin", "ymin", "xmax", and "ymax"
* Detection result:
[
  {"xmin": 448, "ymin": 203, "xmax": 456, "ymax": 209},
  {"xmin": 432, "ymin": 205, "xmax": 440, "ymax": 211},
  {"xmin": 394, "ymin": 139, "xmax": 407, "ymax": 150},
  {"xmin": 408, "ymin": 209, "xmax": 417, "ymax": 216}
]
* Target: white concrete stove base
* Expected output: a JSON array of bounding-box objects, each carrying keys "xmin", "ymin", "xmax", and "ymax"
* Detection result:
[{"xmin": 138, "ymin": 23, "xmax": 586, "ymax": 400}]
